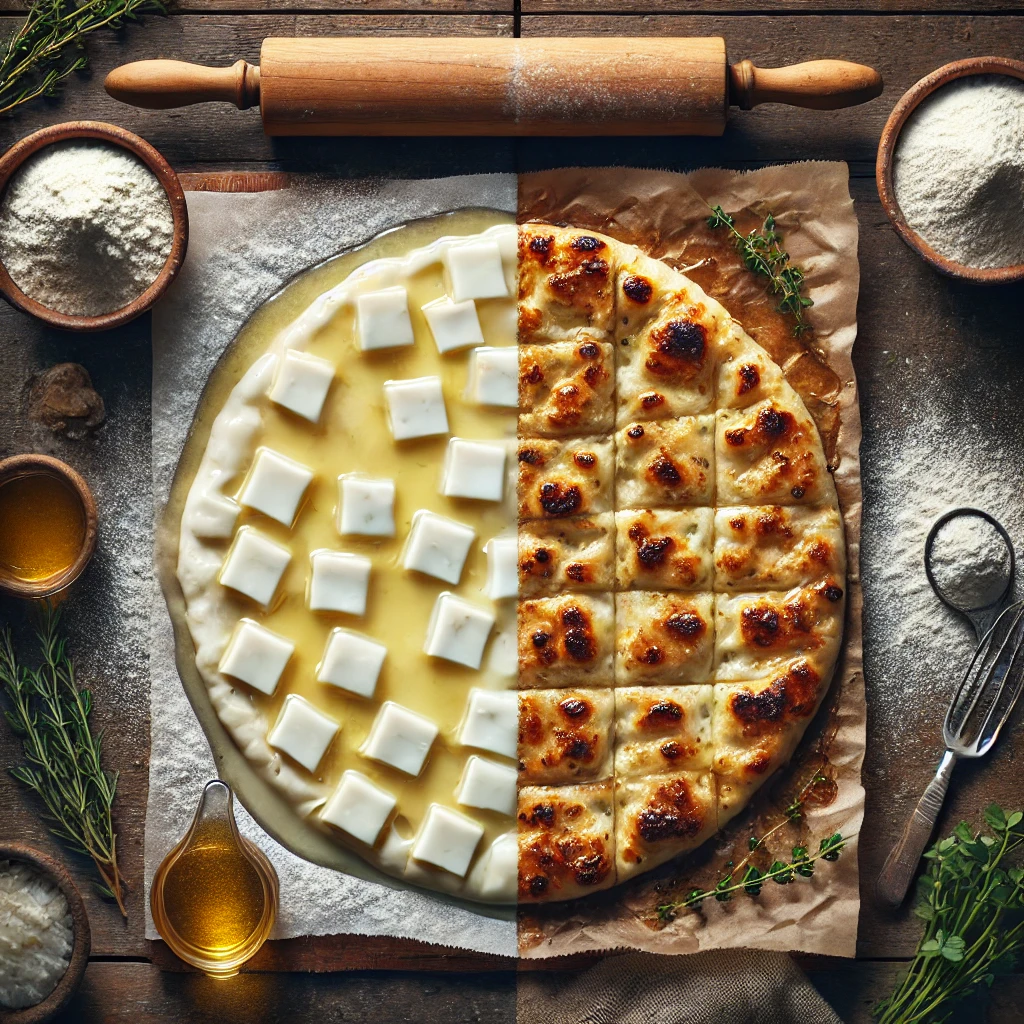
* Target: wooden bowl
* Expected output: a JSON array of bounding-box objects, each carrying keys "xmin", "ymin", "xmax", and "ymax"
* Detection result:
[
  {"xmin": 0, "ymin": 843, "xmax": 91, "ymax": 1024},
  {"xmin": 0, "ymin": 121, "xmax": 188, "ymax": 331},
  {"xmin": 876, "ymin": 56, "xmax": 1024, "ymax": 284},
  {"xmin": 0, "ymin": 454, "xmax": 98, "ymax": 600}
]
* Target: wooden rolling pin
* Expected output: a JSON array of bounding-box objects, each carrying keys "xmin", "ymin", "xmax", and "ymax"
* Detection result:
[{"xmin": 105, "ymin": 37, "xmax": 882, "ymax": 137}]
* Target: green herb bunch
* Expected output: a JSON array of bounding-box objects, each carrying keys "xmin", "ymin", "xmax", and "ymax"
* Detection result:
[
  {"xmin": 0, "ymin": 0, "xmax": 164, "ymax": 119},
  {"xmin": 658, "ymin": 767, "xmax": 850, "ymax": 922},
  {"xmin": 0, "ymin": 605, "xmax": 125, "ymax": 916},
  {"xmin": 707, "ymin": 205, "xmax": 814, "ymax": 336},
  {"xmin": 875, "ymin": 805, "xmax": 1024, "ymax": 1023}
]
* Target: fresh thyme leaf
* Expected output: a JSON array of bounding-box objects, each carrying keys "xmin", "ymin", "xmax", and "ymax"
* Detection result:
[
  {"xmin": 0, "ymin": 605, "xmax": 126, "ymax": 916},
  {"xmin": 0, "ymin": 0, "xmax": 165, "ymax": 119},
  {"xmin": 874, "ymin": 805, "xmax": 1024, "ymax": 1023},
  {"xmin": 706, "ymin": 204, "xmax": 814, "ymax": 337},
  {"xmin": 656, "ymin": 761, "xmax": 853, "ymax": 920}
]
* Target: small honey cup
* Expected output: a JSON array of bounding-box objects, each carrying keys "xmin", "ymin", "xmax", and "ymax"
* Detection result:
[
  {"xmin": 0, "ymin": 121, "xmax": 189, "ymax": 331},
  {"xmin": 0, "ymin": 454, "xmax": 97, "ymax": 600},
  {"xmin": 876, "ymin": 56, "xmax": 1024, "ymax": 285}
]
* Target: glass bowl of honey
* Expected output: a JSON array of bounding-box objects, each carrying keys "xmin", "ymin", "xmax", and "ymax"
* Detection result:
[{"xmin": 0, "ymin": 454, "xmax": 97, "ymax": 600}]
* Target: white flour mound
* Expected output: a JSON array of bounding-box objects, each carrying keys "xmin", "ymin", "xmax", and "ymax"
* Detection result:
[
  {"xmin": 929, "ymin": 514, "xmax": 1011, "ymax": 610},
  {"xmin": 0, "ymin": 861, "xmax": 72, "ymax": 1010},
  {"xmin": 0, "ymin": 141, "xmax": 174, "ymax": 316},
  {"xmin": 893, "ymin": 75, "xmax": 1024, "ymax": 270}
]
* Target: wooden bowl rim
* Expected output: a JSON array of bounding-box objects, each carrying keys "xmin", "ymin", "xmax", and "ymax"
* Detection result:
[
  {"xmin": 0, "ymin": 454, "xmax": 98, "ymax": 600},
  {"xmin": 0, "ymin": 120, "xmax": 189, "ymax": 331},
  {"xmin": 0, "ymin": 843, "xmax": 91, "ymax": 1024},
  {"xmin": 876, "ymin": 56, "xmax": 1024, "ymax": 285}
]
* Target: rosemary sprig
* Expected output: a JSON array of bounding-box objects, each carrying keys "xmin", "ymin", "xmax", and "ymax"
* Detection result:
[
  {"xmin": 707, "ymin": 205, "xmax": 814, "ymax": 336},
  {"xmin": 0, "ymin": 605, "xmax": 125, "ymax": 916},
  {"xmin": 0, "ymin": 0, "xmax": 165, "ymax": 118},
  {"xmin": 874, "ymin": 805, "xmax": 1024, "ymax": 1024},
  {"xmin": 657, "ymin": 764, "xmax": 851, "ymax": 922}
]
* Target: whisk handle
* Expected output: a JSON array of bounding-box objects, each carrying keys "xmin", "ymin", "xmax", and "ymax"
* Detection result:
[{"xmin": 877, "ymin": 748, "xmax": 957, "ymax": 907}]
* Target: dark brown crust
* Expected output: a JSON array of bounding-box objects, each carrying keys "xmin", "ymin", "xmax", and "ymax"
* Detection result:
[
  {"xmin": 517, "ymin": 438, "xmax": 611, "ymax": 520},
  {"xmin": 518, "ymin": 340, "xmax": 614, "ymax": 436},
  {"xmin": 518, "ymin": 783, "xmax": 614, "ymax": 900},
  {"xmin": 734, "ymin": 576, "xmax": 844, "ymax": 651},
  {"xmin": 518, "ymin": 690, "xmax": 613, "ymax": 784},
  {"xmin": 728, "ymin": 659, "xmax": 822, "ymax": 738},
  {"xmin": 518, "ymin": 595, "xmax": 611, "ymax": 685}
]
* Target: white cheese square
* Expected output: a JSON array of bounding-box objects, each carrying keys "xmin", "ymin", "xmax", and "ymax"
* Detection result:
[
  {"xmin": 446, "ymin": 241, "xmax": 509, "ymax": 302},
  {"xmin": 422, "ymin": 297, "xmax": 485, "ymax": 354},
  {"xmin": 238, "ymin": 447, "xmax": 314, "ymax": 528},
  {"xmin": 360, "ymin": 701, "xmax": 439, "ymax": 777},
  {"xmin": 424, "ymin": 592, "xmax": 495, "ymax": 669},
  {"xmin": 403, "ymin": 510, "xmax": 476, "ymax": 585},
  {"xmin": 188, "ymin": 491, "xmax": 240, "ymax": 539},
  {"xmin": 267, "ymin": 694, "xmax": 339, "ymax": 773},
  {"xmin": 456, "ymin": 756, "xmax": 517, "ymax": 816},
  {"xmin": 321, "ymin": 770, "xmax": 396, "ymax": 846},
  {"xmin": 383, "ymin": 376, "xmax": 449, "ymax": 441},
  {"xmin": 318, "ymin": 628, "xmax": 387, "ymax": 698},
  {"xmin": 338, "ymin": 474, "xmax": 396, "ymax": 537},
  {"xmin": 218, "ymin": 618, "xmax": 294, "ymax": 696},
  {"xmin": 219, "ymin": 526, "xmax": 292, "ymax": 607},
  {"xmin": 484, "ymin": 535, "xmax": 518, "ymax": 600},
  {"xmin": 465, "ymin": 347, "xmax": 517, "ymax": 408},
  {"xmin": 309, "ymin": 550, "xmax": 372, "ymax": 616},
  {"xmin": 268, "ymin": 349, "xmax": 335, "ymax": 423},
  {"xmin": 412, "ymin": 804, "xmax": 484, "ymax": 877},
  {"xmin": 441, "ymin": 438, "xmax": 506, "ymax": 502},
  {"xmin": 459, "ymin": 688, "xmax": 516, "ymax": 758},
  {"xmin": 356, "ymin": 286, "xmax": 414, "ymax": 351}
]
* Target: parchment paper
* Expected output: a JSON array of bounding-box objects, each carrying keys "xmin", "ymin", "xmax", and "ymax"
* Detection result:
[
  {"xmin": 148, "ymin": 174, "xmax": 517, "ymax": 956},
  {"xmin": 517, "ymin": 163, "xmax": 865, "ymax": 960}
]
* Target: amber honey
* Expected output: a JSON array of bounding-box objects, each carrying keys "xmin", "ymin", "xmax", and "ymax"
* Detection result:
[
  {"xmin": 0, "ymin": 472, "xmax": 85, "ymax": 582},
  {"xmin": 151, "ymin": 780, "xmax": 278, "ymax": 977}
]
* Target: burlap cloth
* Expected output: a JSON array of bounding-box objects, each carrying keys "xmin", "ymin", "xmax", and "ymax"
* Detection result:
[{"xmin": 517, "ymin": 951, "xmax": 842, "ymax": 1024}]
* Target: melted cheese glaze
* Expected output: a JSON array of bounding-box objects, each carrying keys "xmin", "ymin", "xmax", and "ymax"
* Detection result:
[{"xmin": 177, "ymin": 213, "xmax": 517, "ymax": 902}]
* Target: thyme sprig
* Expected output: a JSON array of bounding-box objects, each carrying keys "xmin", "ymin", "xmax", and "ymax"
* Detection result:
[
  {"xmin": 0, "ymin": 0, "xmax": 164, "ymax": 118},
  {"xmin": 874, "ymin": 805, "xmax": 1024, "ymax": 1024},
  {"xmin": 657, "ymin": 764, "xmax": 850, "ymax": 922},
  {"xmin": 707, "ymin": 205, "xmax": 814, "ymax": 336},
  {"xmin": 0, "ymin": 605, "xmax": 125, "ymax": 916}
]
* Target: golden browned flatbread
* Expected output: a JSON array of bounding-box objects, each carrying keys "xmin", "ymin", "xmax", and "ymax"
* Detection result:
[{"xmin": 516, "ymin": 225, "xmax": 845, "ymax": 902}]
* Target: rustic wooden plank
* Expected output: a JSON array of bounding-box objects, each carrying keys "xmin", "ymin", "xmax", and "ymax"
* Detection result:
[
  {"xmin": 54, "ymin": 961, "xmax": 516, "ymax": 1023},
  {"xmin": 0, "ymin": 14, "xmax": 516, "ymax": 167},
  {"xmin": 0, "ymin": 0, "xmax": 513, "ymax": 11},
  {"xmin": 4, "ymin": 14, "xmax": 1021, "ymax": 174},
  {"xmin": 148, "ymin": 936, "xmax": 514, "ymax": 972},
  {"xmin": 522, "ymin": 0, "xmax": 1018, "ymax": 12}
]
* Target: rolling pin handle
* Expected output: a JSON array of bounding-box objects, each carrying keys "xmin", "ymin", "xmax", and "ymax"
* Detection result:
[
  {"xmin": 105, "ymin": 59, "xmax": 261, "ymax": 111},
  {"xmin": 729, "ymin": 58, "xmax": 883, "ymax": 111}
]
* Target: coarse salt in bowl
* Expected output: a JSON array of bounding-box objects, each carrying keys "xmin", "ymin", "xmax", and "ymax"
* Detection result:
[
  {"xmin": 876, "ymin": 56, "xmax": 1024, "ymax": 285},
  {"xmin": 0, "ymin": 121, "xmax": 188, "ymax": 331}
]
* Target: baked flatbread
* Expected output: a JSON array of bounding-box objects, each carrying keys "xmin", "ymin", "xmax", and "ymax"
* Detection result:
[
  {"xmin": 518, "ymin": 688, "xmax": 614, "ymax": 785},
  {"xmin": 516, "ymin": 224, "xmax": 846, "ymax": 902},
  {"xmin": 519, "ymin": 514, "xmax": 615, "ymax": 597}
]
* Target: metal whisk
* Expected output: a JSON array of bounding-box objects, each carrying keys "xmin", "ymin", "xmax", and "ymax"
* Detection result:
[{"xmin": 877, "ymin": 599, "xmax": 1024, "ymax": 906}]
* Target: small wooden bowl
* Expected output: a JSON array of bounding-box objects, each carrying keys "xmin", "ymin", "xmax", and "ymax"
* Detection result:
[
  {"xmin": 876, "ymin": 56, "xmax": 1024, "ymax": 285},
  {"xmin": 0, "ymin": 843, "xmax": 91, "ymax": 1024},
  {"xmin": 0, "ymin": 454, "xmax": 98, "ymax": 600},
  {"xmin": 0, "ymin": 121, "xmax": 188, "ymax": 331}
]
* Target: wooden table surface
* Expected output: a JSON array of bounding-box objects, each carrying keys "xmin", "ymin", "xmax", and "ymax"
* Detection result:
[{"xmin": 2, "ymin": 2, "xmax": 1024, "ymax": 1021}]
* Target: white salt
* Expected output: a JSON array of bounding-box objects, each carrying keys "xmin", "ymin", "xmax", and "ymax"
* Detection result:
[{"xmin": 0, "ymin": 860, "xmax": 73, "ymax": 1009}]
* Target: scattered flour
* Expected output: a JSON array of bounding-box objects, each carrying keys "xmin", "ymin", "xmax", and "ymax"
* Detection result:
[
  {"xmin": 929, "ymin": 513, "xmax": 1011, "ymax": 611},
  {"xmin": 0, "ymin": 860, "xmax": 72, "ymax": 1010},
  {"xmin": 893, "ymin": 75, "xmax": 1024, "ymax": 270},
  {"xmin": 863, "ymin": 388, "xmax": 1023, "ymax": 727},
  {"xmin": 0, "ymin": 141, "xmax": 174, "ymax": 316}
]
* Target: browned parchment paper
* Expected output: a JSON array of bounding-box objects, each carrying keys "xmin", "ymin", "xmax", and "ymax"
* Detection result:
[{"xmin": 517, "ymin": 163, "xmax": 865, "ymax": 960}]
